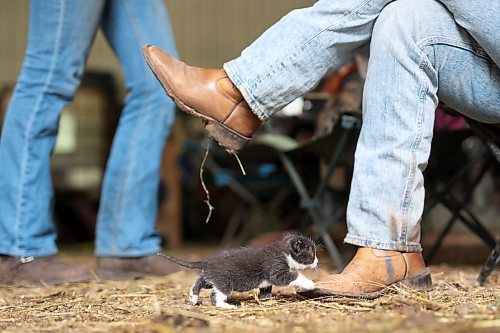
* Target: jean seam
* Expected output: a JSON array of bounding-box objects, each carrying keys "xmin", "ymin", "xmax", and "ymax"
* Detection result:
[
  {"xmin": 417, "ymin": 36, "xmax": 492, "ymax": 62},
  {"xmin": 103, "ymin": 0, "xmax": 155, "ymax": 255},
  {"xmin": 14, "ymin": 0, "xmax": 66, "ymax": 254},
  {"xmin": 399, "ymin": 52, "xmax": 429, "ymax": 246},
  {"xmin": 96, "ymin": 247, "xmax": 158, "ymax": 258}
]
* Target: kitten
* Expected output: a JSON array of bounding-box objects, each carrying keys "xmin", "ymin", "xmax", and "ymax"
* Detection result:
[{"xmin": 158, "ymin": 233, "xmax": 318, "ymax": 308}]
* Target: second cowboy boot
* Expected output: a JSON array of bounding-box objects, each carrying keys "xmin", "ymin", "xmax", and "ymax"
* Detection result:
[
  {"xmin": 0, "ymin": 255, "xmax": 93, "ymax": 286},
  {"xmin": 299, "ymin": 247, "xmax": 432, "ymax": 299},
  {"xmin": 142, "ymin": 45, "xmax": 261, "ymax": 153},
  {"xmin": 96, "ymin": 254, "xmax": 181, "ymax": 280}
]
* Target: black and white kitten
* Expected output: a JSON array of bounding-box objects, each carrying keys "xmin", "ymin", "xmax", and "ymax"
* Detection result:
[{"xmin": 158, "ymin": 234, "xmax": 318, "ymax": 308}]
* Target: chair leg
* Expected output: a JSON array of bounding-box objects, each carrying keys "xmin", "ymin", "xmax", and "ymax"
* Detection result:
[
  {"xmin": 425, "ymin": 215, "xmax": 457, "ymax": 262},
  {"xmin": 423, "ymin": 146, "xmax": 488, "ymax": 216},
  {"xmin": 478, "ymin": 239, "xmax": 500, "ymax": 286},
  {"xmin": 441, "ymin": 195, "xmax": 497, "ymax": 247},
  {"xmin": 309, "ymin": 207, "xmax": 345, "ymax": 271}
]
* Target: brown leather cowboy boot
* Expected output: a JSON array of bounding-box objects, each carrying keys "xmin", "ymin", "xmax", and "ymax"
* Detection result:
[
  {"xmin": 0, "ymin": 255, "xmax": 93, "ymax": 286},
  {"xmin": 142, "ymin": 45, "xmax": 261, "ymax": 153},
  {"xmin": 96, "ymin": 254, "xmax": 181, "ymax": 280},
  {"xmin": 299, "ymin": 247, "xmax": 432, "ymax": 299}
]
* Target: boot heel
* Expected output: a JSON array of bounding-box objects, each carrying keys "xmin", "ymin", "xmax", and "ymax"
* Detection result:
[
  {"xmin": 205, "ymin": 121, "xmax": 250, "ymax": 153},
  {"xmin": 400, "ymin": 267, "xmax": 432, "ymax": 291}
]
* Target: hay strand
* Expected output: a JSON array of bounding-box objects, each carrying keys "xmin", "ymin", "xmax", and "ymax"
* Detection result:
[{"xmin": 199, "ymin": 141, "xmax": 214, "ymax": 223}]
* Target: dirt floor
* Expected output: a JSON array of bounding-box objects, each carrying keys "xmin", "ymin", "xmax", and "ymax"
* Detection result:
[{"xmin": 0, "ymin": 244, "xmax": 499, "ymax": 333}]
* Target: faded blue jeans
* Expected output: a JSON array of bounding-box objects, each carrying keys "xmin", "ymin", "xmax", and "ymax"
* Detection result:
[
  {"xmin": 224, "ymin": 0, "xmax": 500, "ymax": 252},
  {"xmin": 0, "ymin": 0, "xmax": 177, "ymax": 258}
]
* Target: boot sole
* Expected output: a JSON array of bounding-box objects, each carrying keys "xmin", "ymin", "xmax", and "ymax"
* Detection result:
[
  {"xmin": 12, "ymin": 274, "xmax": 94, "ymax": 287},
  {"xmin": 95, "ymin": 268, "xmax": 153, "ymax": 281},
  {"xmin": 142, "ymin": 46, "xmax": 250, "ymax": 153},
  {"xmin": 298, "ymin": 267, "xmax": 432, "ymax": 300}
]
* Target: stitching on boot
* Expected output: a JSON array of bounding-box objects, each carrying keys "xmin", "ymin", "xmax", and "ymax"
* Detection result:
[
  {"xmin": 216, "ymin": 76, "xmax": 241, "ymax": 104},
  {"xmin": 402, "ymin": 254, "xmax": 409, "ymax": 279}
]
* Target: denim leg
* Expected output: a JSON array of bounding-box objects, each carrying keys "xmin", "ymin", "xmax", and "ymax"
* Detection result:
[
  {"xmin": 95, "ymin": 0, "xmax": 178, "ymax": 257},
  {"xmin": 0, "ymin": 0, "xmax": 105, "ymax": 257},
  {"xmin": 345, "ymin": 0, "xmax": 500, "ymax": 252},
  {"xmin": 224, "ymin": 0, "xmax": 393, "ymax": 119},
  {"xmin": 438, "ymin": 0, "xmax": 500, "ymax": 67}
]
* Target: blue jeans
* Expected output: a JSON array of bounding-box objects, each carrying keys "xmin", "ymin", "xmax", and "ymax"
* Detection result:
[
  {"xmin": 0, "ymin": 0, "xmax": 178, "ymax": 257},
  {"xmin": 225, "ymin": 0, "xmax": 500, "ymax": 251}
]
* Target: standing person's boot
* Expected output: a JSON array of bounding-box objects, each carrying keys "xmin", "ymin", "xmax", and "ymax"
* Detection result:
[
  {"xmin": 0, "ymin": 255, "xmax": 94, "ymax": 286},
  {"xmin": 299, "ymin": 247, "xmax": 432, "ymax": 299},
  {"xmin": 96, "ymin": 254, "xmax": 181, "ymax": 280},
  {"xmin": 142, "ymin": 45, "xmax": 261, "ymax": 153}
]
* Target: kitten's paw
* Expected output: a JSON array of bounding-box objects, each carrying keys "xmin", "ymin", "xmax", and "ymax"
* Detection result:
[
  {"xmin": 291, "ymin": 273, "xmax": 315, "ymax": 290},
  {"xmin": 301, "ymin": 279, "xmax": 315, "ymax": 290},
  {"xmin": 189, "ymin": 294, "xmax": 199, "ymax": 305},
  {"xmin": 216, "ymin": 302, "xmax": 237, "ymax": 309}
]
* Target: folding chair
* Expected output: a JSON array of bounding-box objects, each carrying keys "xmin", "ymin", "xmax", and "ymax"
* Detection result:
[
  {"xmin": 423, "ymin": 136, "xmax": 496, "ymax": 262},
  {"xmin": 256, "ymin": 112, "xmax": 362, "ymax": 270}
]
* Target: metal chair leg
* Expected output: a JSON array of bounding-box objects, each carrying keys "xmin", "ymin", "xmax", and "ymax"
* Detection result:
[{"xmin": 478, "ymin": 239, "xmax": 500, "ymax": 286}]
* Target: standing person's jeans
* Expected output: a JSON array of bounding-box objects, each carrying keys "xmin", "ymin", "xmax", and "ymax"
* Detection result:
[
  {"xmin": 224, "ymin": 0, "xmax": 499, "ymax": 251},
  {"xmin": 0, "ymin": 0, "xmax": 178, "ymax": 258}
]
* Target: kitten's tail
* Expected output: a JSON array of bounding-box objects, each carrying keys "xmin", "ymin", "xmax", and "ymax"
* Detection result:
[{"xmin": 156, "ymin": 252, "xmax": 205, "ymax": 270}]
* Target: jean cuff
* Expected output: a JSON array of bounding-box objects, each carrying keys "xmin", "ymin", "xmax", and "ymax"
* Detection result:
[
  {"xmin": 0, "ymin": 245, "xmax": 58, "ymax": 257},
  {"xmin": 223, "ymin": 61, "xmax": 269, "ymax": 121},
  {"xmin": 344, "ymin": 234, "xmax": 422, "ymax": 253},
  {"xmin": 94, "ymin": 245, "xmax": 162, "ymax": 258}
]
